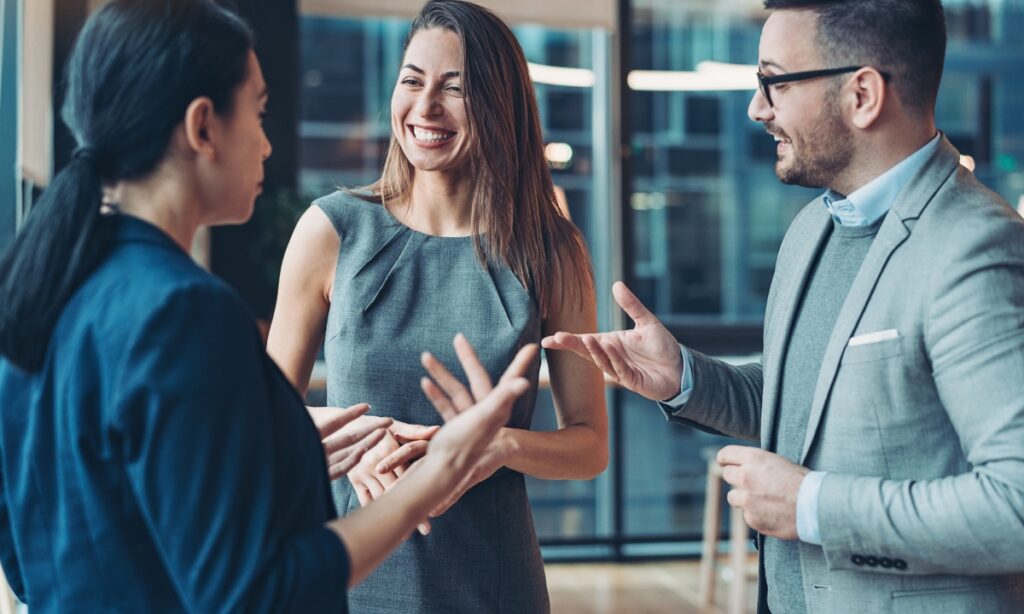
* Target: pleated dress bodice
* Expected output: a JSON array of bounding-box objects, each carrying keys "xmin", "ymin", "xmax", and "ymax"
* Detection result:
[{"xmin": 317, "ymin": 190, "xmax": 549, "ymax": 614}]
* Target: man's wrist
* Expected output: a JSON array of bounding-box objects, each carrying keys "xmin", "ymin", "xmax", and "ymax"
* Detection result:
[{"xmin": 661, "ymin": 345, "xmax": 694, "ymax": 408}]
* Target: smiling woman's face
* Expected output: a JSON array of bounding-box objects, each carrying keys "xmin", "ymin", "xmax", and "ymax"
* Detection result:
[{"xmin": 390, "ymin": 28, "xmax": 472, "ymax": 175}]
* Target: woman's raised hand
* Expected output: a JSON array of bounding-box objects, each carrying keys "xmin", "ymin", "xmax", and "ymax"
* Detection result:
[{"xmin": 416, "ymin": 337, "xmax": 537, "ymax": 517}]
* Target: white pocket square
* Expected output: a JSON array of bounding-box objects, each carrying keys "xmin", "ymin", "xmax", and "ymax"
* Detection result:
[{"xmin": 848, "ymin": 329, "xmax": 899, "ymax": 347}]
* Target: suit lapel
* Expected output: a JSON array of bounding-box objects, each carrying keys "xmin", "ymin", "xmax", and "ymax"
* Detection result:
[
  {"xmin": 797, "ymin": 136, "xmax": 961, "ymax": 463},
  {"xmin": 797, "ymin": 216, "xmax": 909, "ymax": 463},
  {"xmin": 760, "ymin": 205, "xmax": 832, "ymax": 449}
]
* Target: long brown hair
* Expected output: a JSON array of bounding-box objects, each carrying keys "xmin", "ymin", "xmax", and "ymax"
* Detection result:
[{"xmin": 363, "ymin": 0, "xmax": 592, "ymax": 317}]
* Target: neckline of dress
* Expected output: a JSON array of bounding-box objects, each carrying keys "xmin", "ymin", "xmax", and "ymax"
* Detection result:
[{"xmin": 379, "ymin": 202, "xmax": 475, "ymax": 241}]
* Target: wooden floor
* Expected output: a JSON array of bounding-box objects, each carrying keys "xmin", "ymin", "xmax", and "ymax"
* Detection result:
[{"xmin": 545, "ymin": 557, "xmax": 758, "ymax": 614}]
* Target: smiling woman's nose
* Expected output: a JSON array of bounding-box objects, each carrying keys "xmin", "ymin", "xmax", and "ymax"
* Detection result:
[{"xmin": 414, "ymin": 90, "xmax": 442, "ymax": 117}]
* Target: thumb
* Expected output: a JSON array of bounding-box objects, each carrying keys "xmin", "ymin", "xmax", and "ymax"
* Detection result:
[
  {"xmin": 391, "ymin": 421, "xmax": 440, "ymax": 442},
  {"xmin": 472, "ymin": 377, "xmax": 529, "ymax": 429},
  {"xmin": 612, "ymin": 281, "xmax": 658, "ymax": 327}
]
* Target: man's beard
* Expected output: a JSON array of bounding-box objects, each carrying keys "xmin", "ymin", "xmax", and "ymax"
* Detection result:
[{"xmin": 774, "ymin": 97, "xmax": 853, "ymax": 189}]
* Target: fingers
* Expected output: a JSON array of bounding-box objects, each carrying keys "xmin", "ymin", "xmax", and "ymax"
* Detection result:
[
  {"xmin": 313, "ymin": 403, "xmax": 370, "ymax": 440},
  {"xmin": 473, "ymin": 377, "xmax": 530, "ymax": 430},
  {"xmin": 496, "ymin": 343, "xmax": 539, "ymax": 386},
  {"xmin": 612, "ymin": 281, "xmax": 658, "ymax": 327},
  {"xmin": 716, "ymin": 445, "xmax": 754, "ymax": 467},
  {"xmin": 580, "ymin": 335, "xmax": 620, "ymax": 381},
  {"xmin": 453, "ymin": 333, "xmax": 493, "ymax": 400},
  {"xmin": 541, "ymin": 332, "xmax": 590, "ymax": 358},
  {"xmin": 390, "ymin": 420, "xmax": 440, "ymax": 443},
  {"xmin": 376, "ymin": 440, "xmax": 430, "ymax": 474},
  {"xmin": 721, "ymin": 465, "xmax": 745, "ymax": 489},
  {"xmin": 726, "ymin": 487, "xmax": 748, "ymax": 508},
  {"xmin": 352, "ymin": 481, "xmax": 371, "ymax": 508},
  {"xmin": 543, "ymin": 332, "xmax": 619, "ymax": 380},
  {"xmin": 421, "ymin": 351, "xmax": 475, "ymax": 410},
  {"xmin": 601, "ymin": 341, "xmax": 634, "ymax": 383},
  {"xmin": 322, "ymin": 416, "xmax": 392, "ymax": 456},
  {"xmin": 422, "ymin": 377, "xmax": 460, "ymax": 422},
  {"xmin": 364, "ymin": 475, "xmax": 386, "ymax": 499},
  {"xmin": 326, "ymin": 428, "xmax": 388, "ymax": 478}
]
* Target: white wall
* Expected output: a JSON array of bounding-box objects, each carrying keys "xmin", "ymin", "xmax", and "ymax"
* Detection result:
[{"xmin": 18, "ymin": 0, "xmax": 53, "ymax": 187}]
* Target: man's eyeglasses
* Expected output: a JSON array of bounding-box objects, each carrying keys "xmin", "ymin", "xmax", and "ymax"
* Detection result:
[{"xmin": 756, "ymin": 66, "xmax": 892, "ymax": 108}]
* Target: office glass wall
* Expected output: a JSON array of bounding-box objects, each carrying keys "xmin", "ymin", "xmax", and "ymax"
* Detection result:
[
  {"xmin": 297, "ymin": 0, "xmax": 1024, "ymax": 558},
  {"xmin": 621, "ymin": 0, "xmax": 1024, "ymax": 546}
]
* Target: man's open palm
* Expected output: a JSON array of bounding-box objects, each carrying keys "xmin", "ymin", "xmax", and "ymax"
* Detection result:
[{"xmin": 541, "ymin": 282, "xmax": 683, "ymax": 401}]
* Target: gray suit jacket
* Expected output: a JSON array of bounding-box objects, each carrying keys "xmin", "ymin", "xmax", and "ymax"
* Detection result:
[{"xmin": 666, "ymin": 137, "xmax": 1024, "ymax": 612}]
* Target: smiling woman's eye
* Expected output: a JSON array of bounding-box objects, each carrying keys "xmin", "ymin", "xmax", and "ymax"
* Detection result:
[{"xmin": 401, "ymin": 77, "xmax": 421, "ymax": 87}]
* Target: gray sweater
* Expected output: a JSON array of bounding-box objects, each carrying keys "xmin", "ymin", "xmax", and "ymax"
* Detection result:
[{"xmin": 766, "ymin": 219, "xmax": 881, "ymax": 614}]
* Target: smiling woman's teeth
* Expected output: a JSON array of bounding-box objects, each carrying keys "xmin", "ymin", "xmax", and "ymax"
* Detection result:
[{"xmin": 413, "ymin": 127, "xmax": 454, "ymax": 142}]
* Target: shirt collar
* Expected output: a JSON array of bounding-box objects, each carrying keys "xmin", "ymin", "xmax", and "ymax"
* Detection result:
[
  {"xmin": 823, "ymin": 132, "xmax": 942, "ymax": 227},
  {"xmin": 113, "ymin": 214, "xmax": 187, "ymax": 254}
]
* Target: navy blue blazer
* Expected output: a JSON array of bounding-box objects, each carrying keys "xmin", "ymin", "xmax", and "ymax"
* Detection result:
[{"xmin": 0, "ymin": 215, "xmax": 348, "ymax": 612}]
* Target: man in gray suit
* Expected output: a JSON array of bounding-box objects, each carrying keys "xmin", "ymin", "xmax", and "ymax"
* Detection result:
[{"xmin": 544, "ymin": 0, "xmax": 1024, "ymax": 611}]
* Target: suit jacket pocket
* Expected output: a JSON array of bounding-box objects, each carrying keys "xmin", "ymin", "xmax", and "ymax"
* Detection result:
[
  {"xmin": 841, "ymin": 335, "xmax": 903, "ymax": 365},
  {"xmin": 890, "ymin": 580, "xmax": 1009, "ymax": 614}
]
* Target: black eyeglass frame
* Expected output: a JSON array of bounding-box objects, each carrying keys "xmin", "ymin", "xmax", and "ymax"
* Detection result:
[{"xmin": 756, "ymin": 65, "xmax": 893, "ymax": 107}]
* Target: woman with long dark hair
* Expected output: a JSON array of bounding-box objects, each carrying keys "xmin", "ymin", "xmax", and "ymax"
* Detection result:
[
  {"xmin": 0, "ymin": 1, "xmax": 533, "ymax": 610},
  {"xmin": 267, "ymin": 1, "xmax": 609, "ymax": 611}
]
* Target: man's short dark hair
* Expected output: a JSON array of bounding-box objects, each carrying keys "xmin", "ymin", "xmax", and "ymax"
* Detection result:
[{"xmin": 763, "ymin": 0, "xmax": 947, "ymax": 113}]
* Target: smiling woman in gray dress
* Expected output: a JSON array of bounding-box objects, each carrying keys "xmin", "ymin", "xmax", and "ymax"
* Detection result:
[{"xmin": 266, "ymin": 1, "xmax": 608, "ymax": 612}]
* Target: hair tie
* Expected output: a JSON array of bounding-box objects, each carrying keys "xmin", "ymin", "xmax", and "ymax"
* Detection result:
[{"xmin": 72, "ymin": 146, "xmax": 100, "ymax": 167}]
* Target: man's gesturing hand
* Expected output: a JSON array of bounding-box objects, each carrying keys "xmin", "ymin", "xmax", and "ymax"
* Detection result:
[{"xmin": 541, "ymin": 281, "xmax": 683, "ymax": 401}]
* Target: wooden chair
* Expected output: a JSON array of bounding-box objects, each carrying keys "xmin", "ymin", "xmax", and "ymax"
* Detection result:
[{"xmin": 698, "ymin": 448, "xmax": 757, "ymax": 614}]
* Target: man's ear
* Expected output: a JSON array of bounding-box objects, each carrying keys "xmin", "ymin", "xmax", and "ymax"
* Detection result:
[
  {"xmin": 183, "ymin": 96, "xmax": 218, "ymax": 160},
  {"xmin": 848, "ymin": 68, "xmax": 887, "ymax": 130}
]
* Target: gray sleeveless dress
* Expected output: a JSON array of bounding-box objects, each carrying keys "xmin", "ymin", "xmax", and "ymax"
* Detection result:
[{"xmin": 316, "ymin": 191, "xmax": 549, "ymax": 614}]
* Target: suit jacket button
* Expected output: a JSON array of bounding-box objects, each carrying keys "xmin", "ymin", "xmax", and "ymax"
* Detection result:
[
  {"xmin": 865, "ymin": 556, "xmax": 879, "ymax": 567},
  {"xmin": 851, "ymin": 555, "xmax": 865, "ymax": 566},
  {"xmin": 894, "ymin": 559, "xmax": 908, "ymax": 570},
  {"xmin": 879, "ymin": 557, "xmax": 893, "ymax": 568}
]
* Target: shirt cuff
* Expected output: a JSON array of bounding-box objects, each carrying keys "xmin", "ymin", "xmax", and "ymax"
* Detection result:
[
  {"xmin": 661, "ymin": 344, "xmax": 694, "ymax": 408},
  {"xmin": 797, "ymin": 470, "xmax": 826, "ymax": 545}
]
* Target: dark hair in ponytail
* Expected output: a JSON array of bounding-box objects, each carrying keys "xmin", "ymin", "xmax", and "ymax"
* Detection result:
[{"xmin": 0, "ymin": 0, "xmax": 253, "ymax": 372}]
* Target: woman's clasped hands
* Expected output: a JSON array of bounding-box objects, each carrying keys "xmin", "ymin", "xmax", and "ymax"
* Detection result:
[{"xmin": 316, "ymin": 336, "xmax": 537, "ymax": 536}]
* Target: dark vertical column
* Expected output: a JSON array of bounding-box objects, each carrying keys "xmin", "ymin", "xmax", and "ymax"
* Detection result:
[
  {"xmin": 978, "ymin": 75, "xmax": 993, "ymax": 165},
  {"xmin": 0, "ymin": 0, "xmax": 19, "ymax": 246},
  {"xmin": 231, "ymin": 0, "xmax": 299, "ymax": 193},
  {"xmin": 211, "ymin": 0, "xmax": 300, "ymax": 320},
  {"xmin": 611, "ymin": 0, "xmax": 633, "ymax": 562}
]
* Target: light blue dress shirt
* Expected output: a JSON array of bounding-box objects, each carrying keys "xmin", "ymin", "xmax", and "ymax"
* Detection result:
[{"xmin": 664, "ymin": 133, "xmax": 942, "ymax": 545}]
